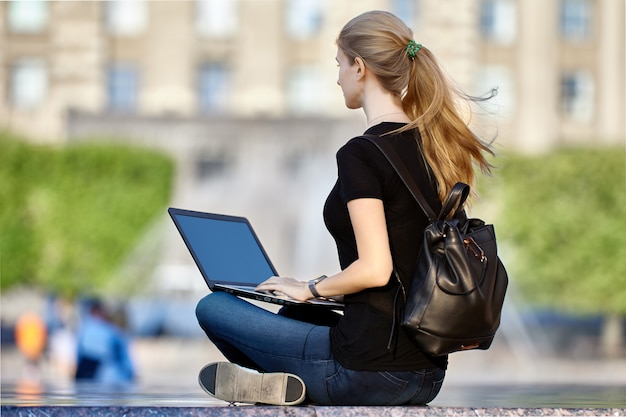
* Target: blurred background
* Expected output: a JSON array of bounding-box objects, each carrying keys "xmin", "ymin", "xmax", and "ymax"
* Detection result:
[{"xmin": 1, "ymin": 0, "xmax": 625, "ymax": 396}]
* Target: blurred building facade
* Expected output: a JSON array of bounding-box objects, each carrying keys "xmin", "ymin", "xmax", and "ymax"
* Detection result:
[
  {"xmin": 1, "ymin": 0, "xmax": 625, "ymax": 295},
  {"xmin": 1, "ymin": 0, "xmax": 623, "ymax": 151}
]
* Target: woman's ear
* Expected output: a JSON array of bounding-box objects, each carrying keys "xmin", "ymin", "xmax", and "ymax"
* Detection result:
[{"xmin": 354, "ymin": 56, "xmax": 366, "ymax": 81}]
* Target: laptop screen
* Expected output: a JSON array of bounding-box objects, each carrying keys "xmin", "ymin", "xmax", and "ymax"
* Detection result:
[{"xmin": 169, "ymin": 209, "xmax": 277, "ymax": 287}]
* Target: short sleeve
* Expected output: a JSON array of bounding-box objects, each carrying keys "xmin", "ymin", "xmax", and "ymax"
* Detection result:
[{"xmin": 336, "ymin": 139, "xmax": 383, "ymax": 203}]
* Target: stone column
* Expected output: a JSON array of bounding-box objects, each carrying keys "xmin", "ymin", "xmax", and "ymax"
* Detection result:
[
  {"xmin": 597, "ymin": 0, "xmax": 625, "ymax": 143},
  {"xmin": 516, "ymin": 0, "xmax": 560, "ymax": 153}
]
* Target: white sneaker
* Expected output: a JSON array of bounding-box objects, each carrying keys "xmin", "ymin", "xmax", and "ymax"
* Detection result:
[{"xmin": 198, "ymin": 362, "xmax": 306, "ymax": 406}]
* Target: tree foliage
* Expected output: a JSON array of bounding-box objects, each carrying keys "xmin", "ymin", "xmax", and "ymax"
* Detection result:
[
  {"xmin": 0, "ymin": 132, "xmax": 174, "ymax": 298},
  {"xmin": 488, "ymin": 147, "xmax": 626, "ymax": 315}
]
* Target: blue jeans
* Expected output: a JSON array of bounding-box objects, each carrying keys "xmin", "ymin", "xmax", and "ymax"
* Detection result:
[{"xmin": 195, "ymin": 291, "xmax": 445, "ymax": 405}]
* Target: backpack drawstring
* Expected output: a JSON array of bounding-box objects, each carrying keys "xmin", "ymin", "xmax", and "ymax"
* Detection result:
[{"xmin": 387, "ymin": 270, "xmax": 406, "ymax": 353}]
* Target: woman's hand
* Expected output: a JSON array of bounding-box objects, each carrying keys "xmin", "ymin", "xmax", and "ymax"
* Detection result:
[{"xmin": 256, "ymin": 276, "xmax": 312, "ymax": 302}]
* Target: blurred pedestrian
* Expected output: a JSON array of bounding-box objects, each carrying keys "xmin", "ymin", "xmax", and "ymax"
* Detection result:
[
  {"xmin": 14, "ymin": 312, "xmax": 47, "ymax": 380},
  {"xmin": 75, "ymin": 298, "xmax": 135, "ymax": 384},
  {"xmin": 45, "ymin": 294, "xmax": 77, "ymax": 380}
]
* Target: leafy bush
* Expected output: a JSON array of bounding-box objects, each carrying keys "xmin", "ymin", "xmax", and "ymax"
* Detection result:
[
  {"xmin": 0, "ymin": 132, "xmax": 174, "ymax": 297},
  {"xmin": 489, "ymin": 147, "xmax": 626, "ymax": 315}
]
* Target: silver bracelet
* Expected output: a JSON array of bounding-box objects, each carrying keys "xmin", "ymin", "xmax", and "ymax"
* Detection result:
[{"xmin": 308, "ymin": 275, "xmax": 327, "ymax": 298}]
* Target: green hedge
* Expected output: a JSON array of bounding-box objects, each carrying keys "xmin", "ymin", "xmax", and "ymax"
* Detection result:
[
  {"xmin": 489, "ymin": 147, "xmax": 626, "ymax": 315},
  {"xmin": 0, "ymin": 132, "xmax": 174, "ymax": 298}
]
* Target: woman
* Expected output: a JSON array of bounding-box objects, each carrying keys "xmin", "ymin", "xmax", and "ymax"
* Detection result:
[{"xmin": 195, "ymin": 10, "xmax": 493, "ymax": 406}]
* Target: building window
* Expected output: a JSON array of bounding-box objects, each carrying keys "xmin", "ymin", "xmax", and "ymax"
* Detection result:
[
  {"xmin": 10, "ymin": 59, "xmax": 48, "ymax": 109},
  {"xmin": 107, "ymin": 64, "xmax": 139, "ymax": 112},
  {"xmin": 285, "ymin": 0, "xmax": 324, "ymax": 39},
  {"xmin": 391, "ymin": 0, "xmax": 418, "ymax": 29},
  {"xmin": 560, "ymin": 71, "xmax": 594, "ymax": 122},
  {"xmin": 479, "ymin": 0, "xmax": 516, "ymax": 44},
  {"xmin": 7, "ymin": 0, "xmax": 48, "ymax": 33},
  {"xmin": 198, "ymin": 64, "xmax": 230, "ymax": 113},
  {"xmin": 288, "ymin": 66, "xmax": 324, "ymax": 114},
  {"xmin": 196, "ymin": 150, "xmax": 228, "ymax": 180},
  {"xmin": 196, "ymin": 0, "xmax": 239, "ymax": 38},
  {"xmin": 560, "ymin": 0, "xmax": 591, "ymax": 41},
  {"xmin": 105, "ymin": 0, "xmax": 148, "ymax": 36}
]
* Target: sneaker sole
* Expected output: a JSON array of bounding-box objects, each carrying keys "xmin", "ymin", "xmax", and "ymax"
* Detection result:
[{"xmin": 198, "ymin": 362, "xmax": 306, "ymax": 406}]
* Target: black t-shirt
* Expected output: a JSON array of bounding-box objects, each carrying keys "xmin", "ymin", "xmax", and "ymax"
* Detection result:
[{"xmin": 323, "ymin": 122, "xmax": 448, "ymax": 371}]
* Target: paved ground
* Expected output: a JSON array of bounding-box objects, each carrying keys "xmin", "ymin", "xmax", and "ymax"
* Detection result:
[{"xmin": 2, "ymin": 337, "xmax": 626, "ymax": 415}]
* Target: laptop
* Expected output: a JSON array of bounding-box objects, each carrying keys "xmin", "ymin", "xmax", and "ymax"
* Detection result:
[{"xmin": 168, "ymin": 208, "xmax": 343, "ymax": 309}]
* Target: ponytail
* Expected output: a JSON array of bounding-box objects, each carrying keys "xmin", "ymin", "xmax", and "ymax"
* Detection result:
[
  {"xmin": 337, "ymin": 11, "xmax": 494, "ymax": 202},
  {"xmin": 401, "ymin": 47, "xmax": 494, "ymax": 201}
]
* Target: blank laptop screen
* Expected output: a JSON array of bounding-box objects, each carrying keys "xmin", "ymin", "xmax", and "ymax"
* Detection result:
[{"xmin": 171, "ymin": 211, "xmax": 277, "ymax": 286}]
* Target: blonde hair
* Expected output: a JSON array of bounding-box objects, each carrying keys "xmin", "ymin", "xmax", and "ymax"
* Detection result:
[{"xmin": 337, "ymin": 11, "xmax": 493, "ymax": 202}]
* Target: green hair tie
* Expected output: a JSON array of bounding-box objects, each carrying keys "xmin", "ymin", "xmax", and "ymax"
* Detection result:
[{"xmin": 405, "ymin": 40, "xmax": 422, "ymax": 60}]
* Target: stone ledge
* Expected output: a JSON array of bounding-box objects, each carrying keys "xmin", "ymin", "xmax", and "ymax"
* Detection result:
[{"xmin": 1, "ymin": 406, "xmax": 624, "ymax": 417}]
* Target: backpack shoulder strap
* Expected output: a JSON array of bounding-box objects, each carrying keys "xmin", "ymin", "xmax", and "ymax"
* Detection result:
[
  {"xmin": 359, "ymin": 134, "xmax": 471, "ymax": 221},
  {"xmin": 358, "ymin": 134, "xmax": 438, "ymax": 220}
]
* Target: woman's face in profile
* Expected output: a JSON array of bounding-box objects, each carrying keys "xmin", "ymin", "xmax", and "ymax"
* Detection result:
[{"xmin": 336, "ymin": 48, "xmax": 362, "ymax": 110}]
